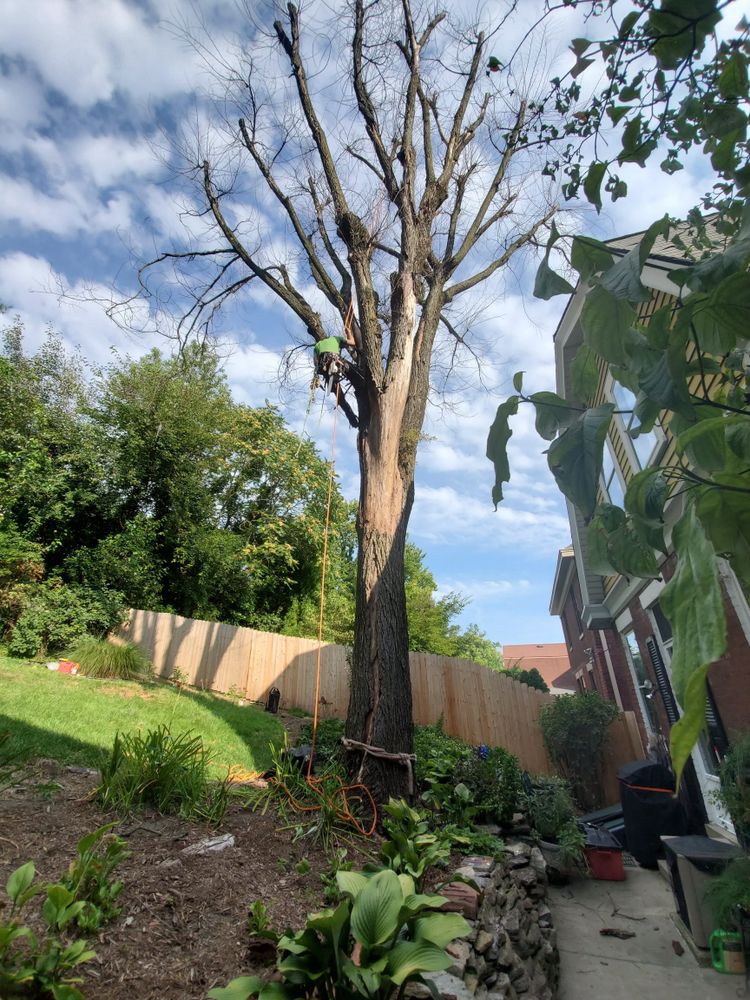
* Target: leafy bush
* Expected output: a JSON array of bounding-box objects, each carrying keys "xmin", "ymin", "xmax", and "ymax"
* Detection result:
[
  {"xmin": 208, "ymin": 867, "xmax": 469, "ymax": 1000},
  {"xmin": 97, "ymin": 725, "xmax": 231, "ymax": 824},
  {"xmin": 705, "ymin": 858, "xmax": 750, "ymax": 930},
  {"xmin": 0, "ymin": 861, "xmax": 96, "ymax": 1000},
  {"xmin": 540, "ymin": 692, "xmax": 619, "ymax": 809},
  {"xmin": 413, "ymin": 718, "xmax": 471, "ymax": 788},
  {"xmin": 377, "ymin": 799, "xmax": 451, "ymax": 892},
  {"xmin": 454, "ymin": 746, "xmax": 522, "ymax": 825},
  {"xmin": 503, "ymin": 666, "xmax": 549, "ymax": 693},
  {"xmin": 6, "ymin": 579, "xmax": 125, "ymax": 658},
  {"xmin": 66, "ymin": 637, "xmax": 152, "ymax": 680},
  {"xmin": 523, "ymin": 775, "xmax": 576, "ymax": 842},
  {"xmin": 716, "ymin": 732, "xmax": 750, "ymax": 846},
  {"xmin": 414, "ymin": 722, "xmax": 520, "ymax": 829},
  {"xmin": 299, "ymin": 717, "xmax": 345, "ymax": 767},
  {"xmin": 61, "ymin": 823, "xmax": 129, "ymax": 933}
]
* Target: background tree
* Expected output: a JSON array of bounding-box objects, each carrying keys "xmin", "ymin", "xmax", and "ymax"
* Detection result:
[{"xmin": 135, "ymin": 0, "xmax": 556, "ymax": 798}]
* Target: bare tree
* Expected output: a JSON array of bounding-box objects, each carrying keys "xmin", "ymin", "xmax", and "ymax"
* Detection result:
[{"xmin": 139, "ymin": 0, "xmax": 556, "ymax": 800}]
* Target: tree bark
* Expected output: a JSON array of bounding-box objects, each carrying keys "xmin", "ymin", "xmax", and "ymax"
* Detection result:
[{"xmin": 347, "ymin": 392, "xmax": 417, "ymax": 802}]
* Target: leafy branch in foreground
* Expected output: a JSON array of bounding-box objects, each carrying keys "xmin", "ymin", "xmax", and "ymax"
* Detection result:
[{"xmin": 488, "ymin": 198, "xmax": 750, "ymax": 785}]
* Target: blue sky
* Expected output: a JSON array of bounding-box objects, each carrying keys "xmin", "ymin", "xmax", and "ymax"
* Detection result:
[{"xmin": 0, "ymin": 0, "xmax": 737, "ymax": 647}]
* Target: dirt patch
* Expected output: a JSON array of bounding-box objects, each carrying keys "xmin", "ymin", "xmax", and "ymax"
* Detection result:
[{"xmin": 0, "ymin": 759, "xmax": 374, "ymax": 1000}]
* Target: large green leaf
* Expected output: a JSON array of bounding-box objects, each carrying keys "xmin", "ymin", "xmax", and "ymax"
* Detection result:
[
  {"xmin": 342, "ymin": 957, "xmax": 386, "ymax": 995},
  {"xmin": 399, "ymin": 893, "xmax": 448, "ymax": 921},
  {"xmin": 585, "ymin": 505, "xmax": 660, "ymax": 578},
  {"xmin": 583, "ymin": 162, "xmax": 607, "ymax": 212},
  {"xmin": 387, "ymin": 941, "xmax": 452, "ymax": 985},
  {"xmin": 647, "ymin": 0, "xmax": 721, "ymax": 69},
  {"xmin": 336, "ymin": 871, "xmax": 371, "ymax": 898},
  {"xmin": 695, "ymin": 482, "xmax": 750, "ymax": 594},
  {"xmin": 660, "ymin": 505, "xmax": 727, "ymax": 708},
  {"xmin": 570, "ymin": 345, "xmax": 600, "ymax": 402},
  {"xmin": 7, "ymin": 862, "xmax": 35, "ymax": 905},
  {"xmin": 624, "ymin": 468, "xmax": 668, "ymax": 525},
  {"xmin": 685, "ymin": 271, "xmax": 750, "ymax": 355},
  {"xmin": 534, "ymin": 257, "xmax": 575, "ymax": 300},
  {"xmin": 486, "ymin": 396, "xmax": 518, "ymax": 507},
  {"xmin": 207, "ymin": 977, "xmax": 263, "ymax": 1000},
  {"xmin": 546, "ymin": 404, "xmax": 614, "ymax": 518},
  {"xmin": 350, "ymin": 869, "xmax": 403, "ymax": 948},
  {"xmin": 675, "ymin": 415, "xmax": 728, "ymax": 472},
  {"xmin": 669, "ymin": 666, "xmax": 709, "ymax": 790},
  {"xmin": 571, "ymin": 236, "xmax": 613, "ymax": 279},
  {"xmin": 528, "ymin": 392, "xmax": 581, "ymax": 441},
  {"xmin": 637, "ymin": 341, "xmax": 695, "ymax": 421},
  {"xmin": 580, "ymin": 286, "xmax": 636, "ymax": 365},
  {"xmin": 412, "ymin": 912, "xmax": 470, "ymax": 947}
]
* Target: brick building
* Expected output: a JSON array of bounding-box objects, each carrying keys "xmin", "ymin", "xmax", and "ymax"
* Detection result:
[{"xmin": 549, "ymin": 227, "xmax": 750, "ymax": 839}]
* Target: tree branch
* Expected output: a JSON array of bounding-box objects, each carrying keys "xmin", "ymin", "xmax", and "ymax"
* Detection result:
[{"xmin": 444, "ymin": 206, "xmax": 556, "ymax": 302}]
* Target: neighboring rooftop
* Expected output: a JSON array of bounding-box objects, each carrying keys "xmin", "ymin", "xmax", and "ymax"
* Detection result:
[{"xmin": 502, "ymin": 642, "xmax": 576, "ymax": 692}]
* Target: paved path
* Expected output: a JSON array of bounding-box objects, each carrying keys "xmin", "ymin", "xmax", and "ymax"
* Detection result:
[{"xmin": 549, "ymin": 866, "xmax": 745, "ymax": 1000}]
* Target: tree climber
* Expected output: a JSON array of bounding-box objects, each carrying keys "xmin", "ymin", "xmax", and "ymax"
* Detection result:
[{"xmin": 313, "ymin": 326, "xmax": 363, "ymax": 428}]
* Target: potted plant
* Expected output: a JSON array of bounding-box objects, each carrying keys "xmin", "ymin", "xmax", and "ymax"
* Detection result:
[
  {"xmin": 523, "ymin": 775, "xmax": 586, "ymax": 879},
  {"xmin": 716, "ymin": 733, "xmax": 750, "ymax": 849}
]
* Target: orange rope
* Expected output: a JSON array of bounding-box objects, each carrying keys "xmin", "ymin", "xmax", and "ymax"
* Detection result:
[{"xmin": 279, "ymin": 306, "xmax": 377, "ymax": 837}]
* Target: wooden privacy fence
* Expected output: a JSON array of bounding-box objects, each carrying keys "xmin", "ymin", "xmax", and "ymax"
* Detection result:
[{"xmin": 122, "ymin": 609, "xmax": 642, "ymax": 790}]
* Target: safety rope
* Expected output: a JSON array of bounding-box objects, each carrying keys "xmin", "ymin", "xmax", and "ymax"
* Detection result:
[{"xmin": 275, "ymin": 303, "xmax": 377, "ymax": 836}]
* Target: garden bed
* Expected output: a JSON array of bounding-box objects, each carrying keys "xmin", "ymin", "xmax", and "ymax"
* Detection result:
[{"xmin": 0, "ymin": 759, "xmax": 371, "ymax": 999}]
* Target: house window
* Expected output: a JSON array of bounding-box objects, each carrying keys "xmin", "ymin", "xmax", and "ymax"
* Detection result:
[
  {"xmin": 622, "ymin": 629, "xmax": 659, "ymax": 735},
  {"xmin": 611, "ymin": 381, "xmax": 663, "ymax": 469},
  {"xmin": 601, "ymin": 438, "xmax": 625, "ymax": 507}
]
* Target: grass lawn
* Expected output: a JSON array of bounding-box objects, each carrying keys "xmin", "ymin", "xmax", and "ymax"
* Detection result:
[{"xmin": 0, "ymin": 656, "xmax": 284, "ymax": 775}]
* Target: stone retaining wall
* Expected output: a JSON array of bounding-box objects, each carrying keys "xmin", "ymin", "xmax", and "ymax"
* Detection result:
[{"xmin": 416, "ymin": 843, "xmax": 559, "ymax": 1000}]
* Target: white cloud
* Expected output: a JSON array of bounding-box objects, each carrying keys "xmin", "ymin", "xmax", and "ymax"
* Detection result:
[{"xmin": 0, "ymin": 0, "xmax": 201, "ymax": 109}]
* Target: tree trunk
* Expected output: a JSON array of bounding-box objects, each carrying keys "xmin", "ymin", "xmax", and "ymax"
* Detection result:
[{"xmin": 345, "ymin": 377, "xmax": 417, "ymax": 803}]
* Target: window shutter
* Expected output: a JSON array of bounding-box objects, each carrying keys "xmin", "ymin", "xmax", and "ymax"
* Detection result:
[{"xmin": 646, "ymin": 635, "xmax": 679, "ymax": 725}]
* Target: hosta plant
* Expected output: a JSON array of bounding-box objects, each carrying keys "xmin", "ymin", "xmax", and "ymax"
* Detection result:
[
  {"xmin": 376, "ymin": 799, "xmax": 451, "ymax": 893},
  {"xmin": 207, "ymin": 867, "xmax": 469, "ymax": 1000},
  {"xmin": 0, "ymin": 861, "xmax": 96, "ymax": 1000}
]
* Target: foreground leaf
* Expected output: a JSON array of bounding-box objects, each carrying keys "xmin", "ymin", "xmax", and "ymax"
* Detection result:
[
  {"xmin": 546, "ymin": 405, "xmax": 614, "ymax": 519},
  {"xmin": 660, "ymin": 506, "xmax": 727, "ymax": 710},
  {"xmin": 486, "ymin": 396, "xmax": 519, "ymax": 507}
]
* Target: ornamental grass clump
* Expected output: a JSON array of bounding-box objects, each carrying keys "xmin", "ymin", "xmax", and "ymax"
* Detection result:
[
  {"xmin": 66, "ymin": 637, "xmax": 152, "ymax": 680},
  {"xmin": 97, "ymin": 725, "xmax": 230, "ymax": 824}
]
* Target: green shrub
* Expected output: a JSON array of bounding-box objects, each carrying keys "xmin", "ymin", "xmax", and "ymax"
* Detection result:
[
  {"xmin": 454, "ymin": 746, "xmax": 522, "ymax": 825},
  {"xmin": 523, "ymin": 775, "xmax": 576, "ymax": 842},
  {"xmin": 96, "ymin": 725, "xmax": 231, "ymax": 824},
  {"xmin": 540, "ymin": 692, "xmax": 620, "ymax": 809},
  {"xmin": 61, "ymin": 823, "xmax": 129, "ymax": 933},
  {"xmin": 208, "ymin": 867, "xmax": 469, "ymax": 1000},
  {"xmin": 299, "ymin": 717, "xmax": 345, "ymax": 766},
  {"xmin": 0, "ymin": 861, "xmax": 96, "ymax": 1000},
  {"xmin": 705, "ymin": 858, "xmax": 750, "ymax": 930},
  {"xmin": 413, "ymin": 718, "xmax": 472, "ymax": 787},
  {"xmin": 376, "ymin": 799, "xmax": 452, "ymax": 891},
  {"xmin": 66, "ymin": 637, "xmax": 152, "ymax": 680},
  {"xmin": 6, "ymin": 579, "xmax": 125, "ymax": 658},
  {"xmin": 716, "ymin": 732, "xmax": 750, "ymax": 846}
]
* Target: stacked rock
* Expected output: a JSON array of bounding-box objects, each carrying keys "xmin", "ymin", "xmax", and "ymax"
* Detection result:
[{"xmin": 411, "ymin": 844, "xmax": 559, "ymax": 1000}]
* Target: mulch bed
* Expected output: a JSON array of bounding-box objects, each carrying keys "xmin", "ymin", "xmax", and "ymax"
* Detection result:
[{"xmin": 0, "ymin": 756, "xmax": 376, "ymax": 1000}]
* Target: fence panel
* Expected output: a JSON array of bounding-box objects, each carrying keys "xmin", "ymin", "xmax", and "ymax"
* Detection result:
[{"xmin": 122, "ymin": 609, "xmax": 640, "ymax": 790}]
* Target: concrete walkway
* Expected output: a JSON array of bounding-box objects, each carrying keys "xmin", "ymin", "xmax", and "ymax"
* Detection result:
[{"xmin": 549, "ymin": 866, "xmax": 746, "ymax": 1000}]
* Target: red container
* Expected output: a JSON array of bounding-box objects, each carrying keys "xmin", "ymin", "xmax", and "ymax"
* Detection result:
[{"xmin": 585, "ymin": 846, "xmax": 625, "ymax": 881}]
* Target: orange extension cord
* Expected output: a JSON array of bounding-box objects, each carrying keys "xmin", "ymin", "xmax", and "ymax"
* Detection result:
[{"xmin": 279, "ymin": 306, "xmax": 377, "ymax": 837}]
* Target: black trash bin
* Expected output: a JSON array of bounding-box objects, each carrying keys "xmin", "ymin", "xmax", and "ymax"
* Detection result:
[{"xmin": 618, "ymin": 760, "xmax": 688, "ymax": 868}]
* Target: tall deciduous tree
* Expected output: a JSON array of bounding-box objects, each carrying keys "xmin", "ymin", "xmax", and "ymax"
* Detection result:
[{"xmin": 138, "ymin": 1, "xmax": 555, "ymax": 798}]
